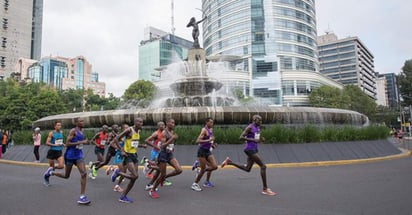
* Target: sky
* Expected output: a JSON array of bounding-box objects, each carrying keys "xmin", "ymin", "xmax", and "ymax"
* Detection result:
[{"xmin": 42, "ymin": 0, "xmax": 412, "ymax": 97}]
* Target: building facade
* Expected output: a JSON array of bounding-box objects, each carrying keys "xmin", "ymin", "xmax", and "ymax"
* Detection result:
[
  {"xmin": 27, "ymin": 56, "xmax": 106, "ymax": 97},
  {"xmin": 201, "ymin": 0, "xmax": 341, "ymax": 106},
  {"xmin": 318, "ymin": 33, "xmax": 376, "ymax": 99},
  {"xmin": 139, "ymin": 26, "xmax": 193, "ymax": 81},
  {"xmin": 375, "ymin": 74, "xmax": 388, "ymax": 107},
  {"xmin": 380, "ymin": 73, "xmax": 399, "ymax": 110},
  {"xmin": 0, "ymin": 0, "xmax": 43, "ymax": 78}
]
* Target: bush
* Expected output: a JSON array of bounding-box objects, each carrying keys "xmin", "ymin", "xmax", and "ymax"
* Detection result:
[{"xmin": 9, "ymin": 125, "xmax": 391, "ymax": 145}]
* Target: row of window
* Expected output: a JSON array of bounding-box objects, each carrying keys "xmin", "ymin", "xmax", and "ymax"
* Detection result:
[
  {"xmin": 280, "ymin": 56, "xmax": 316, "ymax": 71},
  {"xmin": 275, "ymin": 19, "xmax": 316, "ymax": 37},
  {"xmin": 318, "ymin": 40, "xmax": 354, "ymax": 50},
  {"xmin": 320, "ymin": 58, "xmax": 356, "ymax": 69},
  {"xmin": 274, "ymin": 31, "xmax": 316, "ymax": 47},
  {"xmin": 275, "ymin": 0, "xmax": 316, "ymax": 16},
  {"xmin": 319, "ymin": 51, "xmax": 356, "ymax": 62},
  {"xmin": 3, "ymin": 0, "xmax": 8, "ymax": 11},
  {"xmin": 277, "ymin": 43, "xmax": 316, "ymax": 58},
  {"xmin": 320, "ymin": 65, "xmax": 356, "ymax": 74},
  {"xmin": 282, "ymin": 80, "xmax": 321, "ymax": 96},
  {"xmin": 0, "ymin": 56, "xmax": 5, "ymax": 68},
  {"xmin": 318, "ymin": 45, "xmax": 355, "ymax": 56},
  {"xmin": 273, "ymin": 6, "xmax": 316, "ymax": 26}
]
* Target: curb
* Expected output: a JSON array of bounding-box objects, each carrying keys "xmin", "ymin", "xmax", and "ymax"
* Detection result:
[{"xmin": 1, "ymin": 149, "xmax": 410, "ymax": 170}]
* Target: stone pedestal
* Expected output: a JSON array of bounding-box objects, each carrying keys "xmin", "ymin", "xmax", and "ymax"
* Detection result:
[{"xmin": 187, "ymin": 48, "xmax": 206, "ymax": 76}]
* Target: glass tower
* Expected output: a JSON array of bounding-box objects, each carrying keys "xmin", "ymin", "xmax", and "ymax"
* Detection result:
[{"xmin": 202, "ymin": 0, "xmax": 330, "ymax": 106}]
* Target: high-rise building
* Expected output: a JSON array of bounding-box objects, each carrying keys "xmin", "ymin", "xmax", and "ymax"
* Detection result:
[
  {"xmin": 375, "ymin": 74, "xmax": 388, "ymax": 107},
  {"xmin": 379, "ymin": 73, "xmax": 399, "ymax": 110},
  {"xmin": 318, "ymin": 33, "xmax": 376, "ymax": 99},
  {"xmin": 139, "ymin": 26, "xmax": 192, "ymax": 81},
  {"xmin": 202, "ymin": 0, "xmax": 341, "ymax": 106},
  {"xmin": 0, "ymin": 0, "xmax": 43, "ymax": 78},
  {"xmin": 27, "ymin": 56, "xmax": 106, "ymax": 97}
]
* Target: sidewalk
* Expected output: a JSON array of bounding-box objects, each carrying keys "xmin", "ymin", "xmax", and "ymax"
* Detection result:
[{"xmin": 1, "ymin": 138, "xmax": 409, "ymax": 167}]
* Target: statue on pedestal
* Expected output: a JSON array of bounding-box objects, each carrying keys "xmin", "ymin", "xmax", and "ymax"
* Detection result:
[{"xmin": 186, "ymin": 16, "xmax": 207, "ymax": 49}]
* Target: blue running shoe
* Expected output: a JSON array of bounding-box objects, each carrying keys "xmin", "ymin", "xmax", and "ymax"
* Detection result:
[
  {"xmin": 77, "ymin": 195, "xmax": 91, "ymax": 205},
  {"xmin": 118, "ymin": 196, "xmax": 133, "ymax": 203},
  {"xmin": 203, "ymin": 181, "xmax": 215, "ymax": 188},
  {"xmin": 191, "ymin": 160, "xmax": 199, "ymax": 171},
  {"xmin": 43, "ymin": 167, "xmax": 53, "ymax": 186},
  {"xmin": 111, "ymin": 168, "xmax": 120, "ymax": 182}
]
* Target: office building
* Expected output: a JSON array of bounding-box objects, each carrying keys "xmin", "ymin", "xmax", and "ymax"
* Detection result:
[
  {"xmin": 202, "ymin": 0, "xmax": 342, "ymax": 106},
  {"xmin": 0, "ymin": 0, "xmax": 43, "ymax": 77},
  {"xmin": 375, "ymin": 74, "xmax": 387, "ymax": 107},
  {"xmin": 318, "ymin": 33, "xmax": 376, "ymax": 99},
  {"xmin": 27, "ymin": 56, "xmax": 106, "ymax": 97},
  {"xmin": 139, "ymin": 26, "xmax": 193, "ymax": 81},
  {"xmin": 380, "ymin": 73, "xmax": 399, "ymax": 110}
]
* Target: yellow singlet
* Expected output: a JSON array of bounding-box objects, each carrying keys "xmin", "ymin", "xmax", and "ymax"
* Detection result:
[{"xmin": 124, "ymin": 128, "xmax": 140, "ymax": 154}]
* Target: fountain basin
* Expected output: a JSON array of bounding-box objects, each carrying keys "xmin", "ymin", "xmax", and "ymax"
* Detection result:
[{"xmin": 33, "ymin": 106, "xmax": 368, "ymax": 129}]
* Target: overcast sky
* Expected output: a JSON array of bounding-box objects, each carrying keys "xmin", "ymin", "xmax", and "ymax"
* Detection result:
[{"xmin": 42, "ymin": 0, "xmax": 412, "ymax": 97}]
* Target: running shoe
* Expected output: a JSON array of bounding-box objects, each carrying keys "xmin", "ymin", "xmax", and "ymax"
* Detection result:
[
  {"xmin": 43, "ymin": 167, "xmax": 53, "ymax": 186},
  {"xmin": 191, "ymin": 183, "xmax": 202, "ymax": 192},
  {"xmin": 149, "ymin": 190, "xmax": 160, "ymax": 199},
  {"xmin": 221, "ymin": 157, "xmax": 231, "ymax": 168},
  {"xmin": 118, "ymin": 196, "xmax": 133, "ymax": 203},
  {"xmin": 140, "ymin": 156, "xmax": 147, "ymax": 165},
  {"xmin": 77, "ymin": 195, "xmax": 91, "ymax": 205},
  {"xmin": 145, "ymin": 184, "xmax": 154, "ymax": 191},
  {"xmin": 146, "ymin": 173, "xmax": 154, "ymax": 179},
  {"xmin": 261, "ymin": 188, "xmax": 277, "ymax": 196},
  {"xmin": 191, "ymin": 160, "xmax": 200, "ymax": 171},
  {"xmin": 203, "ymin": 181, "xmax": 215, "ymax": 188},
  {"xmin": 163, "ymin": 180, "xmax": 172, "ymax": 186},
  {"xmin": 111, "ymin": 168, "xmax": 120, "ymax": 182},
  {"xmin": 92, "ymin": 165, "xmax": 98, "ymax": 178},
  {"xmin": 105, "ymin": 165, "xmax": 114, "ymax": 175},
  {"xmin": 113, "ymin": 185, "xmax": 124, "ymax": 192}
]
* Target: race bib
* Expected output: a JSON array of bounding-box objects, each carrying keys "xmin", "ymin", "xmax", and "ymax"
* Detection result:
[
  {"xmin": 55, "ymin": 139, "xmax": 63, "ymax": 145},
  {"xmin": 255, "ymin": 133, "xmax": 260, "ymax": 140},
  {"xmin": 167, "ymin": 143, "xmax": 174, "ymax": 152},
  {"xmin": 76, "ymin": 144, "xmax": 83, "ymax": 149},
  {"xmin": 100, "ymin": 140, "xmax": 106, "ymax": 146},
  {"xmin": 131, "ymin": 140, "xmax": 139, "ymax": 148}
]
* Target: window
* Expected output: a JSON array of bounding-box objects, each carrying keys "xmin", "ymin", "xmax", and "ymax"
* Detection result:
[
  {"xmin": 4, "ymin": 0, "xmax": 8, "ymax": 11},
  {"xmin": 1, "ymin": 37, "xmax": 6, "ymax": 48},
  {"xmin": 0, "ymin": 56, "xmax": 5, "ymax": 68},
  {"xmin": 2, "ymin": 18, "xmax": 8, "ymax": 30}
]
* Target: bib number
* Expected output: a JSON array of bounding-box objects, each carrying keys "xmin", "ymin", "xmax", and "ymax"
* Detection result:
[
  {"xmin": 76, "ymin": 144, "xmax": 83, "ymax": 149},
  {"xmin": 255, "ymin": 133, "xmax": 260, "ymax": 141},
  {"xmin": 100, "ymin": 140, "xmax": 106, "ymax": 146},
  {"xmin": 131, "ymin": 140, "xmax": 139, "ymax": 148},
  {"xmin": 55, "ymin": 139, "xmax": 63, "ymax": 145}
]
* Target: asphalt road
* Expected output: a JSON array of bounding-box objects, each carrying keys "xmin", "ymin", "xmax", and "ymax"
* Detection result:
[{"xmin": 1, "ymin": 156, "xmax": 412, "ymax": 215}]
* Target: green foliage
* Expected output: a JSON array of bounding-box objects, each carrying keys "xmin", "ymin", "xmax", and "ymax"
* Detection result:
[
  {"xmin": 308, "ymin": 85, "xmax": 349, "ymax": 109},
  {"xmin": 343, "ymin": 85, "xmax": 377, "ymax": 119},
  {"xmin": 122, "ymin": 80, "xmax": 157, "ymax": 108},
  {"xmin": 10, "ymin": 125, "xmax": 391, "ymax": 145},
  {"xmin": 398, "ymin": 59, "xmax": 412, "ymax": 105}
]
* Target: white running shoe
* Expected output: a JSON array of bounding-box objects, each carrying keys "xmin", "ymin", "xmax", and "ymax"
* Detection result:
[{"xmin": 191, "ymin": 183, "xmax": 202, "ymax": 192}]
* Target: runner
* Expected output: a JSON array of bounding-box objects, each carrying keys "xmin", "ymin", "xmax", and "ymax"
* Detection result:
[
  {"xmin": 191, "ymin": 117, "xmax": 218, "ymax": 191},
  {"xmin": 90, "ymin": 124, "xmax": 119, "ymax": 179},
  {"xmin": 148, "ymin": 118, "xmax": 182, "ymax": 199},
  {"xmin": 43, "ymin": 117, "xmax": 92, "ymax": 205},
  {"xmin": 110, "ymin": 123, "xmax": 129, "ymax": 193},
  {"xmin": 43, "ymin": 121, "xmax": 64, "ymax": 186},
  {"xmin": 89, "ymin": 125, "xmax": 109, "ymax": 179},
  {"xmin": 144, "ymin": 121, "xmax": 172, "ymax": 190},
  {"xmin": 111, "ymin": 117, "xmax": 146, "ymax": 203},
  {"xmin": 221, "ymin": 115, "xmax": 277, "ymax": 196}
]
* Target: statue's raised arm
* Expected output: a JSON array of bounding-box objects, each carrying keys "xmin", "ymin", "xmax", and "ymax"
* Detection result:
[{"xmin": 187, "ymin": 16, "xmax": 207, "ymax": 48}]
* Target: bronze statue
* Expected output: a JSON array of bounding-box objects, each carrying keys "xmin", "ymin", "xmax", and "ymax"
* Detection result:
[{"xmin": 186, "ymin": 16, "xmax": 207, "ymax": 49}]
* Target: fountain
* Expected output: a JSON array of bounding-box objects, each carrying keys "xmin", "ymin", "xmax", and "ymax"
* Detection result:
[{"xmin": 33, "ymin": 17, "xmax": 369, "ymax": 129}]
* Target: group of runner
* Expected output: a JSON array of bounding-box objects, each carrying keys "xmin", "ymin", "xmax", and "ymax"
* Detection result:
[{"xmin": 42, "ymin": 115, "xmax": 276, "ymax": 205}]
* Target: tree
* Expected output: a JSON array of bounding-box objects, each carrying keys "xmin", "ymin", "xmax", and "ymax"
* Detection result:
[
  {"xmin": 122, "ymin": 80, "xmax": 157, "ymax": 108},
  {"xmin": 59, "ymin": 88, "xmax": 84, "ymax": 112},
  {"xmin": 308, "ymin": 85, "xmax": 349, "ymax": 108},
  {"xmin": 343, "ymin": 85, "xmax": 377, "ymax": 118},
  {"xmin": 103, "ymin": 93, "xmax": 121, "ymax": 110},
  {"xmin": 398, "ymin": 59, "xmax": 412, "ymax": 105}
]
